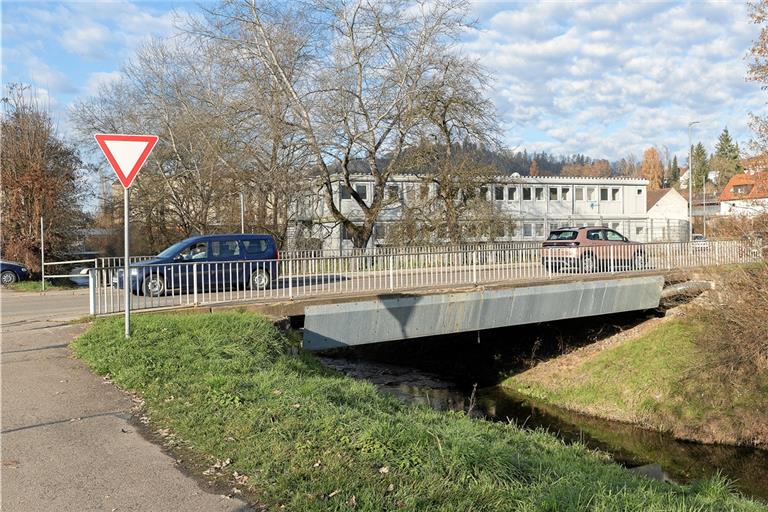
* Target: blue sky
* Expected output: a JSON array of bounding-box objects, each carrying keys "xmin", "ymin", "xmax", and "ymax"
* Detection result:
[{"xmin": 2, "ymin": 0, "xmax": 764, "ymax": 162}]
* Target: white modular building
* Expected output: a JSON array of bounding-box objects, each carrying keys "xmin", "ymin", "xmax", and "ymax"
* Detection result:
[{"xmin": 288, "ymin": 173, "xmax": 689, "ymax": 251}]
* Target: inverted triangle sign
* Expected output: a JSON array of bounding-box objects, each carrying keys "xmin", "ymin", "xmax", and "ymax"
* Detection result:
[{"xmin": 95, "ymin": 134, "xmax": 158, "ymax": 188}]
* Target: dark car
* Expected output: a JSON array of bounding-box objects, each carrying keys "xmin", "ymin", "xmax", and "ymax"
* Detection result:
[
  {"xmin": 115, "ymin": 234, "xmax": 279, "ymax": 296},
  {"xmin": 541, "ymin": 226, "xmax": 646, "ymax": 273},
  {"xmin": 1, "ymin": 260, "xmax": 31, "ymax": 285}
]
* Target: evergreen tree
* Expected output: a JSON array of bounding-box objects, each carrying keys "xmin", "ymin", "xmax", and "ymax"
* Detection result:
[
  {"xmin": 669, "ymin": 155, "xmax": 679, "ymax": 185},
  {"xmin": 690, "ymin": 142, "xmax": 709, "ymax": 193},
  {"xmin": 712, "ymin": 127, "xmax": 742, "ymax": 187}
]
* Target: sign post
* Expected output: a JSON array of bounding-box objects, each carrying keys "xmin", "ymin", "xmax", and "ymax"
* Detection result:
[{"xmin": 95, "ymin": 134, "xmax": 158, "ymax": 338}]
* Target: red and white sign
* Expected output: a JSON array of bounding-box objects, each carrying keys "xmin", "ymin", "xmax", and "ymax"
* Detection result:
[{"xmin": 95, "ymin": 134, "xmax": 158, "ymax": 189}]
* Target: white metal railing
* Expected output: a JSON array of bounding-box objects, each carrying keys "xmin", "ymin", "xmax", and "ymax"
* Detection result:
[{"xmin": 88, "ymin": 239, "xmax": 763, "ymax": 315}]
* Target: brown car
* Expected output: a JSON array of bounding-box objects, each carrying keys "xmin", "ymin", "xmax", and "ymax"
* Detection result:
[{"xmin": 541, "ymin": 226, "xmax": 646, "ymax": 273}]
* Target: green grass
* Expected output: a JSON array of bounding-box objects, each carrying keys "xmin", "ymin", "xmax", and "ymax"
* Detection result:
[
  {"xmin": 5, "ymin": 279, "xmax": 80, "ymax": 292},
  {"xmin": 73, "ymin": 312, "xmax": 764, "ymax": 511},
  {"xmin": 506, "ymin": 319, "xmax": 768, "ymax": 447}
]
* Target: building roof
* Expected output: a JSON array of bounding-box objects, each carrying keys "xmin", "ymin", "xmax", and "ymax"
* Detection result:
[
  {"xmin": 740, "ymin": 153, "xmax": 768, "ymax": 174},
  {"xmin": 646, "ymin": 188, "xmax": 672, "ymax": 209},
  {"xmin": 720, "ymin": 172, "xmax": 768, "ymax": 201}
]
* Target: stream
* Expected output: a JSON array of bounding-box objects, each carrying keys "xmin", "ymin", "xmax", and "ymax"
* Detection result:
[{"xmin": 317, "ymin": 355, "xmax": 768, "ymax": 503}]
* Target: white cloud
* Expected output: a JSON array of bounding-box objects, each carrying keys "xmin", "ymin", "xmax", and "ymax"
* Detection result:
[
  {"xmin": 60, "ymin": 24, "xmax": 112, "ymax": 58},
  {"xmin": 83, "ymin": 70, "xmax": 123, "ymax": 97}
]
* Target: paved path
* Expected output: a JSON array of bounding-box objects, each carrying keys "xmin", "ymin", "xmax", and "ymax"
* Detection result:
[{"xmin": 1, "ymin": 290, "xmax": 252, "ymax": 511}]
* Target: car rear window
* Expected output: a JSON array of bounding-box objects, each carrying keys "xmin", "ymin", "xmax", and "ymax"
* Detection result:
[{"xmin": 547, "ymin": 230, "xmax": 578, "ymax": 240}]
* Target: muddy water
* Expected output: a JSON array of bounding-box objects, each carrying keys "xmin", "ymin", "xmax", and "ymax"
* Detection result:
[{"xmin": 317, "ymin": 355, "xmax": 768, "ymax": 502}]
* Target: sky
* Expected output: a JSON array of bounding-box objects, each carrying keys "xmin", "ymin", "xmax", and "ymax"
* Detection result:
[{"xmin": 1, "ymin": 0, "xmax": 765, "ymax": 163}]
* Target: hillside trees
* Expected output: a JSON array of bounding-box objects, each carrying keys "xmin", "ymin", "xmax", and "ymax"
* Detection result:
[
  {"xmin": 711, "ymin": 127, "xmax": 742, "ymax": 187},
  {"xmin": 194, "ymin": 0, "xmax": 494, "ymax": 247},
  {"xmin": 1, "ymin": 84, "xmax": 87, "ymax": 272},
  {"xmin": 640, "ymin": 147, "xmax": 664, "ymax": 189}
]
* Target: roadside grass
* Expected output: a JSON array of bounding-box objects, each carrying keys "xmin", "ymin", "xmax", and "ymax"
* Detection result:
[
  {"xmin": 4, "ymin": 279, "xmax": 81, "ymax": 292},
  {"xmin": 506, "ymin": 318, "xmax": 768, "ymax": 446},
  {"xmin": 73, "ymin": 312, "xmax": 764, "ymax": 511}
]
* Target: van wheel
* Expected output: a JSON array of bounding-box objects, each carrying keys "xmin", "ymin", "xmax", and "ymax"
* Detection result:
[
  {"xmin": 143, "ymin": 275, "xmax": 165, "ymax": 297},
  {"xmin": 1, "ymin": 271, "xmax": 17, "ymax": 285},
  {"xmin": 581, "ymin": 253, "xmax": 595, "ymax": 273},
  {"xmin": 250, "ymin": 269, "xmax": 271, "ymax": 290}
]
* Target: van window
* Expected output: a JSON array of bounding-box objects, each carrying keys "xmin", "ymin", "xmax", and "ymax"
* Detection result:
[
  {"xmin": 212, "ymin": 240, "xmax": 241, "ymax": 258},
  {"xmin": 242, "ymin": 239, "xmax": 268, "ymax": 256}
]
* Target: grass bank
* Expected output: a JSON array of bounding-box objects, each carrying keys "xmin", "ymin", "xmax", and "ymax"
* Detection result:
[
  {"xmin": 505, "ymin": 317, "xmax": 768, "ymax": 447},
  {"xmin": 73, "ymin": 312, "xmax": 764, "ymax": 511},
  {"xmin": 4, "ymin": 279, "xmax": 80, "ymax": 292}
]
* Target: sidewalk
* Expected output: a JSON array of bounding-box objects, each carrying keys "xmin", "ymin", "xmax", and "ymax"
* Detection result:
[{"xmin": 1, "ymin": 294, "xmax": 251, "ymax": 511}]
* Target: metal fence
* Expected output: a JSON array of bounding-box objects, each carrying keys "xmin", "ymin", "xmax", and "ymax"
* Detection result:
[{"xmin": 88, "ymin": 239, "xmax": 762, "ymax": 315}]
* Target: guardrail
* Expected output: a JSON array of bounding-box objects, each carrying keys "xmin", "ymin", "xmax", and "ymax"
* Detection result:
[{"xmin": 88, "ymin": 239, "xmax": 762, "ymax": 315}]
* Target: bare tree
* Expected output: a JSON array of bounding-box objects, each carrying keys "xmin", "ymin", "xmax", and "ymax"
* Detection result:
[
  {"xmin": 194, "ymin": 0, "xmax": 480, "ymax": 248},
  {"xmin": 1, "ymin": 84, "xmax": 87, "ymax": 272}
]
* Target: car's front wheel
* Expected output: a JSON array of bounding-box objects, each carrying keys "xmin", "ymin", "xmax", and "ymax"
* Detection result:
[
  {"xmin": 142, "ymin": 275, "xmax": 166, "ymax": 297},
  {"xmin": 250, "ymin": 269, "xmax": 271, "ymax": 290},
  {"xmin": 581, "ymin": 253, "xmax": 596, "ymax": 273},
  {"xmin": 1, "ymin": 270, "xmax": 17, "ymax": 285}
]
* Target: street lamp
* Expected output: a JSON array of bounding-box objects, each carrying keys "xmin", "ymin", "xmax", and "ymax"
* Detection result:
[
  {"xmin": 687, "ymin": 121, "xmax": 700, "ymax": 241},
  {"xmin": 239, "ymin": 192, "xmax": 245, "ymax": 234}
]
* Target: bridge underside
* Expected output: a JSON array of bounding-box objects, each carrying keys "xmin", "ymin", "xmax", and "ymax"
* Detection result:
[{"xmin": 302, "ymin": 275, "xmax": 664, "ymax": 350}]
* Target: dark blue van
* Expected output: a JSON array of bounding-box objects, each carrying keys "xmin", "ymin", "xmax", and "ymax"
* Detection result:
[{"xmin": 118, "ymin": 234, "xmax": 279, "ymax": 296}]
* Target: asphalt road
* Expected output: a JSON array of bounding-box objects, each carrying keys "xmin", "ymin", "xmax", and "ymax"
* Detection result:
[{"xmin": 0, "ymin": 289, "xmax": 252, "ymax": 511}]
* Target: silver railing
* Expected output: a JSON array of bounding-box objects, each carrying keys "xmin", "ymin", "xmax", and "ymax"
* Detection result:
[{"xmin": 88, "ymin": 239, "xmax": 763, "ymax": 315}]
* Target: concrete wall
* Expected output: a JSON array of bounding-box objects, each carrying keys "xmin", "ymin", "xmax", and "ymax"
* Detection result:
[{"xmin": 303, "ymin": 275, "xmax": 664, "ymax": 350}]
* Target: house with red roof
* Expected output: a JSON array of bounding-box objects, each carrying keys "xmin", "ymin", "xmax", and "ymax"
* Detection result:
[{"xmin": 719, "ymin": 172, "xmax": 768, "ymax": 216}]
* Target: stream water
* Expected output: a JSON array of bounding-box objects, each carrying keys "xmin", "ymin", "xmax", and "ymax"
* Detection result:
[{"xmin": 315, "ymin": 311, "xmax": 768, "ymax": 502}]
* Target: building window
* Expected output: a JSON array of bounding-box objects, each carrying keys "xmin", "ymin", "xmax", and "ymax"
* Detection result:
[
  {"xmin": 508, "ymin": 224, "xmax": 518, "ymax": 237},
  {"xmin": 611, "ymin": 188, "xmax": 620, "ymax": 201},
  {"xmin": 523, "ymin": 187, "xmax": 532, "ymax": 201},
  {"xmin": 635, "ymin": 226, "xmax": 645, "ymax": 236},
  {"xmin": 600, "ymin": 188, "xmax": 609, "ymax": 201},
  {"xmin": 419, "ymin": 184, "xmax": 429, "ymax": 200},
  {"xmin": 387, "ymin": 185, "xmax": 400, "ymax": 200},
  {"xmin": 523, "ymin": 223, "xmax": 533, "ymax": 237},
  {"xmin": 637, "ymin": 188, "xmax": 643, "ymax": 195},
  {"xmin": 534, "ymin": 187, "xmax": 544, "ymax": 201},
  {"xmin": 479, "ymin": 186, "xmax": 489, "ymax": 200},
  {"xmin": 535, "ymin": 223, "xmax": 545, "ymax": 237},
  {"xmin": 340, "ymin": 185, "xmax": 351, "ymax": 200},
  {"xmin": 549, "ymin": 187, "xmax": 558, "ymax": 201},
  {"xmin": 355, "ymin": 184, "xmax": 368, "ymax": 200},
  {"xmin": 610, "ymin": 222, "xmax": 621, "ymax": 231},
  {"xmin": 495, "ymin": 186, "xmax": 504, "ymax": 201},
  {"xmin": 732, "ymin": 185, "xmax": 753, "ymax": 195},
  {"xmin": 561, "ymin": 187, "xmax": 570, "ymax": 201},
  {"xmin": 342, "ymin": 224, "xmax": 353, "ymax": 240},
  {"xmin": 575, "ymin": 187, "xmax": 584, "ymax": 201},
  {"xmin": 587, "ymin": 187, "xmax": 597, "ymax": 201},
  {"xmin": 508, "ymin": 186, "xmax": 517, "ymax": 201}
]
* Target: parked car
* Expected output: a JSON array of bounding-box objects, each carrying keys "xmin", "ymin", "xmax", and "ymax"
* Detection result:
[
  {"xmin": 1, "ymin": 260, "xmax": 31, "ymax": 285},
  {"xmin": 691, "ymin": 234, "xmax": 709, "ymax": 251},
  {"xmin": 114, "ymin": 234, "xmax": 279, "ymax": 296},
  {"xmin": 541, "ymin": 227, "xmax": 646, "ymax": 273}
]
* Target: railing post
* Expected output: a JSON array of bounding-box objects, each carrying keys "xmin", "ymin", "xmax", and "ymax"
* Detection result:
[
  {"xmin": 88, "ymin": 269, "xmax": 97, "ymax": 315},
  {"xmin": 193, "ymin": 263, "xmax": 198, "ymax": 305},
  {"xmin": 472, "ymin": 251, "xmax": 477, "ymax": 285},
  {"xmin": 609, "ymin": 246, "xmax": 615, "ymax": 274},
  {"xmin": 389, "ymin": 255, "xmax": 394, "ymax": 292},
  {"xmin": 288, "ymin": 259, "xmax": 293, "ymax": 300}
]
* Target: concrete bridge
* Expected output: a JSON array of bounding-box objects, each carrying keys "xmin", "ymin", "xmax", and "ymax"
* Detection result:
[{"xmin": 86, "ymin": 240, "xmax": 760, "ymax": 349}]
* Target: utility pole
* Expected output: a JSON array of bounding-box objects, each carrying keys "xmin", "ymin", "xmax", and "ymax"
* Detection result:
[
  {"xmin": 687, "ymin": 121, "xmax": 700, "ymax": 241},
  {"xmin": 240, "ymin": 192, "xmax": 245, "ymax": 234}
]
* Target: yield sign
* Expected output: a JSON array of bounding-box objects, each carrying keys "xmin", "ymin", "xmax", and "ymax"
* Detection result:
[{"xmin": 95, "ymin": 134, "xmax": 158, "ymax": 188}]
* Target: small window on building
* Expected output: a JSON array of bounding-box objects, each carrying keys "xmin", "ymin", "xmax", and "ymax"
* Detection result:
[
  {"xmin": 495, "ymin": 186, "xmax": 504, "ymax": 201},
  {"xmin": 508, "ymin": 224, "xmax": 518, "ymax": 237},
  {"xmin": 535, "ymin": 223, "xmax": 545, "ymax": 237},
  {"xmin": 342, "ymin": 224, "xmax": 353, "ymax": 240},
  {"xmin": 340, "ymin": 185, "xmax": 351, "ymax": 200},
  {"xmin": 635, "ymin": 226, "xmax": 645, "ymax": 236},
  {"xmin": 508, "ymin": 186, "xmax": 517, "ymax": 201},
  {"xmin": 479, "ymin": 186, "xmax": 489, "ymax": 200},
  {"xmin": 611, "ymin": 188, "xmax": 620, "ymax": 201},
  {"xmin": 610, "ymin": 222, "xmax": 621, "ymax": 231},
  {"xmin": 523, "ymin": 223, "xmax": 533, "ymax": 237},
  {"xmin": 387, "ymin": 185, "xmax": 400, "ymax": 200},
  {"xmin": 522, "ymin": 187, "xmax": 532, "ymax": 201},
  {"xmin": 355, "ymin": 184, "xmax": 368, "ymax": 200},
  {"xmin": 600, "ymin": 188, "xmax": 609, "ymax": 201},
  {"xmin": 587, "ymin": 187, "xmax": 597, "ymax": 201},
  {"xmin": 637, "ymin": 188, "xmax": 643, "ymax": 195},
  {"xmin": 575, "ymin": 187, "xmax": 584, "ymax": 201},
  {"xmin": 561, "ymin": 187, "xmax": 570, "ymax": 201},
  {"xmin": 549, "ymin": 187, "xmax": 558, "ymax": 201},
  {"xmin": 534, "ymin": 187, "xmax": 544, "ymax": 200}
]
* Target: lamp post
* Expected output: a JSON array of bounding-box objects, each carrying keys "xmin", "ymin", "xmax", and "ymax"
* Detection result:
[
  {"xmin": 687, "ymin": 121, "xmax": 700, "ymax": 241},
  {"xmin": 239, "ymin": 192, "xmax": 245, "ymax": 234}
]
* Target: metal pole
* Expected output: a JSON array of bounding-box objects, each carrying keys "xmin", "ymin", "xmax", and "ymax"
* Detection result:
[
  {"xmin": 687, "ymin": 121, "xmax": 700, "ymax": 241},
  {"xmin": 703, "ymin": 176, "xmax": 707, "ymax": 239},
  {"xmin": 239, "ymin": 192, "xmax": 245, "ymax": 234},
  {"xmin": 40, "ymin": 216, "xmax": 45, "ymax": 292},
  {"xmin": 124, "ymin": 188, "xmax": 131, "ymax": 338}
]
